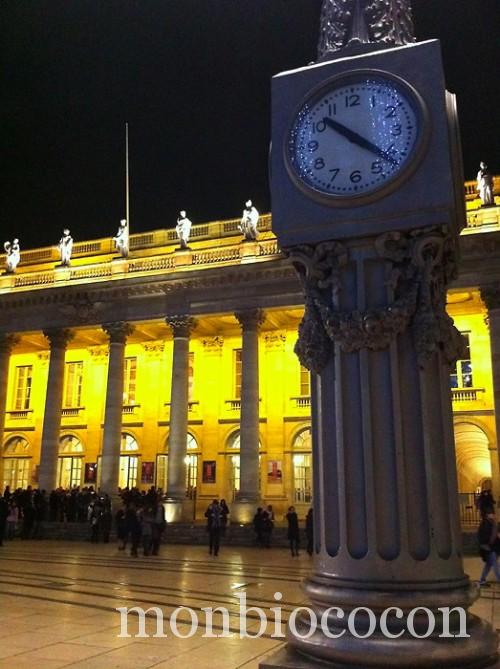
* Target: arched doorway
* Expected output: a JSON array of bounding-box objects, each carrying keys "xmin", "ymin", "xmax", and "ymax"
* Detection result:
[
  {"xmin": 156, "ymin": 433, "xmax": 199, "ymax": 497},
  {"xmin": 2, "ymin": 436, "xmax": 31, "ymax": 490},
  {"xmin": 57, "ymin": 434, "xmax": 84, "ymax": 488},
  {"xmin": 454, "ymin": 422, "xmax": 491, "ymax": 525},
  {"xmin": 224, "ymin": 431, "xmax": 262, "ymax": 501},
  {"xmin": 292, "ymin": 427, "xmax": 312, "ymax": 505},
  {"xmin": 119, "ymin": 433, "xmax": 139, "ymax": 489}
]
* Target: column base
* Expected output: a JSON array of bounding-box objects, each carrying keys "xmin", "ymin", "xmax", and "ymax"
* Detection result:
[
  {"xmin": 163, "ymin": 498, "xmax": 194, "ymax": 523},
  {"xmin": 231, "ymin": 499, "xmax": 259, "ymax": 524},
  {"xmin": 260, "ymin": 645, "xmax": 500, "ymax": 669}
]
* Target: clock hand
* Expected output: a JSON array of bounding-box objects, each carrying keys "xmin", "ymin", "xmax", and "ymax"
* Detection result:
[{"xmin": 322, "ymin": 117, "xmax": 400, "ymax": 167}]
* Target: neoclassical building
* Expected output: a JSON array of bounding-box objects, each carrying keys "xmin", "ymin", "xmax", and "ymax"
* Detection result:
[{"xmin": 1, "ymin": 179, "xmax": 499, "ymax": 522}]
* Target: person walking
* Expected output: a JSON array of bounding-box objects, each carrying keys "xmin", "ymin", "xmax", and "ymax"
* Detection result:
[
  {"xmin": 286, "ymin": 505, "xmax": 300, "ymax": 557},
  {"xmin": 151, "ymin": 499, "xmax": 166, "ymax": 556},
  {"xmin": 478, "ymin": 511, "xmax": 500, "ymax": 586},
  {"xmin": 205, "ymin": 499, "xmax": 222, "ymax": 556},
  {"xmin": 305, "ymin": 507, "xmax": 314, "ymax": 556}
]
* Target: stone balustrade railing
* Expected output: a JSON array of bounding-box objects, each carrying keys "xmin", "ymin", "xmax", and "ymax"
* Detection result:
[{"xmin": 0, "ymin": 231, "xmax": 282, "ymax": 293}]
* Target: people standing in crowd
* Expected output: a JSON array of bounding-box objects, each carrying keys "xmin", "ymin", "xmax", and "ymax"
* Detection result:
[
  {"xmin": 286, "ymin": 505, "xmax": 300, "ymax": 557},
  {"xmin": 305, "ymin": 507, "xmax": 314, "ymax": 556},
  {"xmin": 0, "ymin": 496, "xmax": 8, "ymax": 546},
  {"xmin": 220, "ymin": 499, "xmax": 230, "ymax": 536},
  {"xmin": 6, "ymin": 500, "xmax": 19, "ymax": 539},
  {"xmin": 151, "ymin": 500, "xmax": 166, "ymax": 556},
  {"xmin": 205, "ymin": 499, "xmax": 222, "ymax": 556},
  {"xmin": 140, "ymin": 502, "xmax": 156, "ymax": 556},
  {"xmin": 478, "ymin": 511, "xmax": 500, "ymax": 586},
  {"xmin": 253, "ymin": 507, "xmax": 264, "ymax": 546},
  {"xmin": 125, "ymin": 501, "xmax": 142, "ymax": 557},
  {"xmin": 260, "ymin": 508, "xmax": 273, "ymax": 548},
  {"xmin": 116, "ymin": 502, "xmax": 128, "ymax": 550}
]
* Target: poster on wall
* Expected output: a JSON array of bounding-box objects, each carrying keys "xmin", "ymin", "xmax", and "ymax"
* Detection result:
[
  {"xmin": 84, "ymin": 462, "xmax": 97, "ymax": 484},
  {"xmin": 267, "ymin": 460, "xmax": 282, "ymax": 483},
  {"xmin": 202, "ymin": 460, "xmax": 216, "ymax": 484},
  {"xmin": 141, "ymin": 461, "xmax": 155, "ymax": 484}
]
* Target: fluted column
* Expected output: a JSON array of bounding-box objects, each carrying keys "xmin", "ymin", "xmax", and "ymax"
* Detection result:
[
  {"xmin": 262, "ymin": 230, "xmax": 499, "ymax": 669},
  {"xmin": 165, "ymin": 315, "xmax": 196, "ymax": 522},
  {"xmin": 0, "ymin": 334, "xmax": 20, "ymax": 490},
  {"xmin": 100, "ymin": 322, "xmax": 134, "ymax": 497},
  {"xmin": 233, "ymin": 308, "xmax": 264, "ymax": 523},
  {"xmin": 481, "ymin": 288, "xmax": 500, "ymax": 503},
  {"xmin": 38, "ymin": 328, "xmax": 74, "ymax": 491}
]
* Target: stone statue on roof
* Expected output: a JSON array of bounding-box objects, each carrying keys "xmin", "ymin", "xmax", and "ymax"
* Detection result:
[
  {"xmin": 477, "ymin": 162, "xmax": 494, "ymax": 207},
  {"xmin": 58, "ymin": 228, "xmax": 74, "ymax": 266},
  {"xmin": 176, "ymin": 210, "xmax": 192, "ymax": 250},
  {"xmin": 239, "ymin": 200, "xmax": 259, "ymax": 241},
  {"xmin": 318, "ymin": 0, "xmax": 415, "ymax": 60},
  {"xmin": 113, "ymin": 219, "xmax": 129, "ymax": 258},
  {"xmin": 3, "ymin": 239, "xmax": 21, "ymax": 273}
]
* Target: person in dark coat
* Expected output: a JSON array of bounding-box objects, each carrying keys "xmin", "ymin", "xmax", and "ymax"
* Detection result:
[
  {"xmin": 219, "ymin": 499, "xmax": 229, "ymax": 536},
  {"xmin": 253, "ymin": 507, "xmax": 264, "ymax": 547},
  {"xmin": 0, "ymin": 497, "xmax": 8, "ymax": 546},
  {"xmin": 124, "ymin": 502, "xmax": 142, "ymax": 557},
  {"xmin": 116, "ymin": 503, "xmax": 128, "ymax": 550},
  {"xmin": 476, "ymin": 490, "xmax": 495, "ymax": 517},
  {"xmin": 151, "ymin": 500, "xmax": 166, "ymax": 556},
  {"xmin": 286, "ymin": 505, "xmax": 300, "ymax": 556},
  {"xmin": 205, "ymin": 499, "xmax": 222, "ymax": 556},
  {"xmin": 305, "ymin": 508, "xmax": 314, "ymax": 556},
  {"xmin": 478, "ymin": 512, "xmax": 500, "ymax": 586}
]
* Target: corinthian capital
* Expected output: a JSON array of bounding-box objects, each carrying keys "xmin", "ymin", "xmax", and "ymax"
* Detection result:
[
  {"xmin": 165, "ymin": 315, "xmax": 197, "ymax": 338},
  {"xmin": 0, "ymin": 333, "xmax": 20, "ymax": 355},
  {"xmin": 102, "ymin": 321, "xmax": 135, "ymax": 344},
  {"xmin": 43, "ymin": 328, "xmax": 74, "ymax": 349},
  {"xmin": 481, "ymin": 288, "xmax": 500, "ymax": 312},
  {"xmin": 235, "ymin": 308, "xmax": 265, "ymax": 331}
]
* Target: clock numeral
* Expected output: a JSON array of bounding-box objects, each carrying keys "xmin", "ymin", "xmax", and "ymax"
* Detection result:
[
  {"xmin": 371, "ymin": 161, "xmax": 383, "ymax": 175},
  {"xmin": 329, "ymin": 168, "xmax": 340, "ymax": 182},
  {"xmin": 312, "ymin": 121, "xmax": 326, "ymax": 133},
  {"xmin": 345, "ymin": 94, "xmax": 360, "ymax": 108},
  {"xmin": 370, "ymin": 95, "xmax": 377, "ymax": 108},
  {"xmin": 391, "ymin": 124, "xmax": 402, "ymax": 136},
  {"xmin": 328, "ymin": 102, "xmax": 337, "ymax": 116},
  {"xmin": 350, "ymin": 170, "xmax": 362, "ymax": 183},
  {"xmin": 314, "ymin": 157, "xmax": 325, "ymax": 170},
  {"xmin": 385, "ymin": 104, "xmax": 401, "ymax": 118},
  {"xmin": 307, "ymin": 140, "xmax": 319, "ymax": 152}
]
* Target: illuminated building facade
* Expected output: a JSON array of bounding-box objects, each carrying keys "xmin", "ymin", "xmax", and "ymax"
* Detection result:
[{"xmin": 1, "ymin": 179, "xmax": 499, "ymax": 521}]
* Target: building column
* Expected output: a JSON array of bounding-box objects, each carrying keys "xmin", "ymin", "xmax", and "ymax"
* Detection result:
[
  {"xmin": 38, "ymin": 328, "xmax": 74, "ymax": 492},
  {"xmin": 165, "ymin": 315, "xmax": 197, "ymax": 522},
  {"xmin": 481, "ymin": 288, "xmax": 500, "ymax": 504},
  {"xmin": 232, "ymin": 308, "xmax": 264, "ymax": 523},
  {"xmin": 0, "ymin": 334, "xmax": 19, "ymax": 490},
  {"xmin": 100, "ymin": 321, "xmax": 134, "ymax": 498},
  {"xmin": 262, "ymin": 230, "xmax": 498, "ymax": 669}
]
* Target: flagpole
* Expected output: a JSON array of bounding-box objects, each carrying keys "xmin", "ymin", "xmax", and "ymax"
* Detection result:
[{"xmin": 125, "ymin": 122, "xmax": 130, "ymax": 233}]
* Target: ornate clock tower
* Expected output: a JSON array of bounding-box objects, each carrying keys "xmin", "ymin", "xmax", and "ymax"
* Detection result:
[{"xmin": 265, "ymin": 1, "xmax": 499, "ymax": 668}]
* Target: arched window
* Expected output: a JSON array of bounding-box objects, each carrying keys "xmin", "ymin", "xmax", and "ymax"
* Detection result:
[
  {"xmin": 121, "ymin": 433, "xmax": 139, "ymax": 452},
  {"xmin": 2, "ymin": 436, "xmax": 31, "ymax": 490},
  {"xmin": 59, "ymin": 434, "xmax": 84, "ymax": 454},
  {"xmin": 292, "ymin": 427, "xmax": 312, "ymax": 504}
]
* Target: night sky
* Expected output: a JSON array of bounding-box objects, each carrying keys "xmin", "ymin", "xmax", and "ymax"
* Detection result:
[{"xmin": 2, "ymin": 0, "xmax": 499, "ymax": 250}]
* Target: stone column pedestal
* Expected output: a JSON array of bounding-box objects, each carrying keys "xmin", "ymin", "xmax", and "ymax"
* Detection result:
[
  {"xmin": 165, "ymin": 315, "xmax": 196, "ymax": 522},
  {"xmin": 100, "ymin": 322, "xmax": 134, "ymax": 500},
  {"xmin": 0, "ymin": 334, "xmax": 19, "ymax": 489},
  {"xmin": 38, "ymin": 328, "xmax": 74, "ymax": 492},
  {"xmin": 232, "ymin": 308, "xmax": 264, "ymax": 524},
  {"xmin": 262, "ymin": 231, "xmax": 499, "ymax": 668}
]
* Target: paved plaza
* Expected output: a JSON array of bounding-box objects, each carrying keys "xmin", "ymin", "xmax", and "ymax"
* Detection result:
[{"xmin": 0, "ymin": 541, "xmax": 497, "ymax": 668}]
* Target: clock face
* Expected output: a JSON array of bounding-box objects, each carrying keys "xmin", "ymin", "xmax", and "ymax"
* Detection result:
[{"xmin": 287, "ymin": 72, "xmax": 425, "ymax": 202}]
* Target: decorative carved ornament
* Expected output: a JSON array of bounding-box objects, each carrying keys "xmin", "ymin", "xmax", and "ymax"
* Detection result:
[
  {"xmin": 264, "ymin": 332, "xmax": 287, "ymax": 350},
  {"xmin": 292, "ymin": 228, "xmax": 465, "ymax": 373},
  {"xmin": 165, "ymin": 315, "xmax": 197, "ymax": 338},
  {"xmin": 102, "ymin": 321, "xmax": 134, "ymax": 344},
  {"xmin": 318, "ymin": 0, "xmax": 415, "ymax": 58},
  {"xmin": 235, "ymin": 308, "xmax": 265, "ymax": 331},
  {"xmin": 43, "ymin": 328, "xmax": 74, "ymax": 349},
  {"xmin": 202, "ymin": 336, "xmax": 224, "ymax": 355},
  {"xmin": 58, "ymin": 296, "xmax": 104, "ymax": 324}
]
